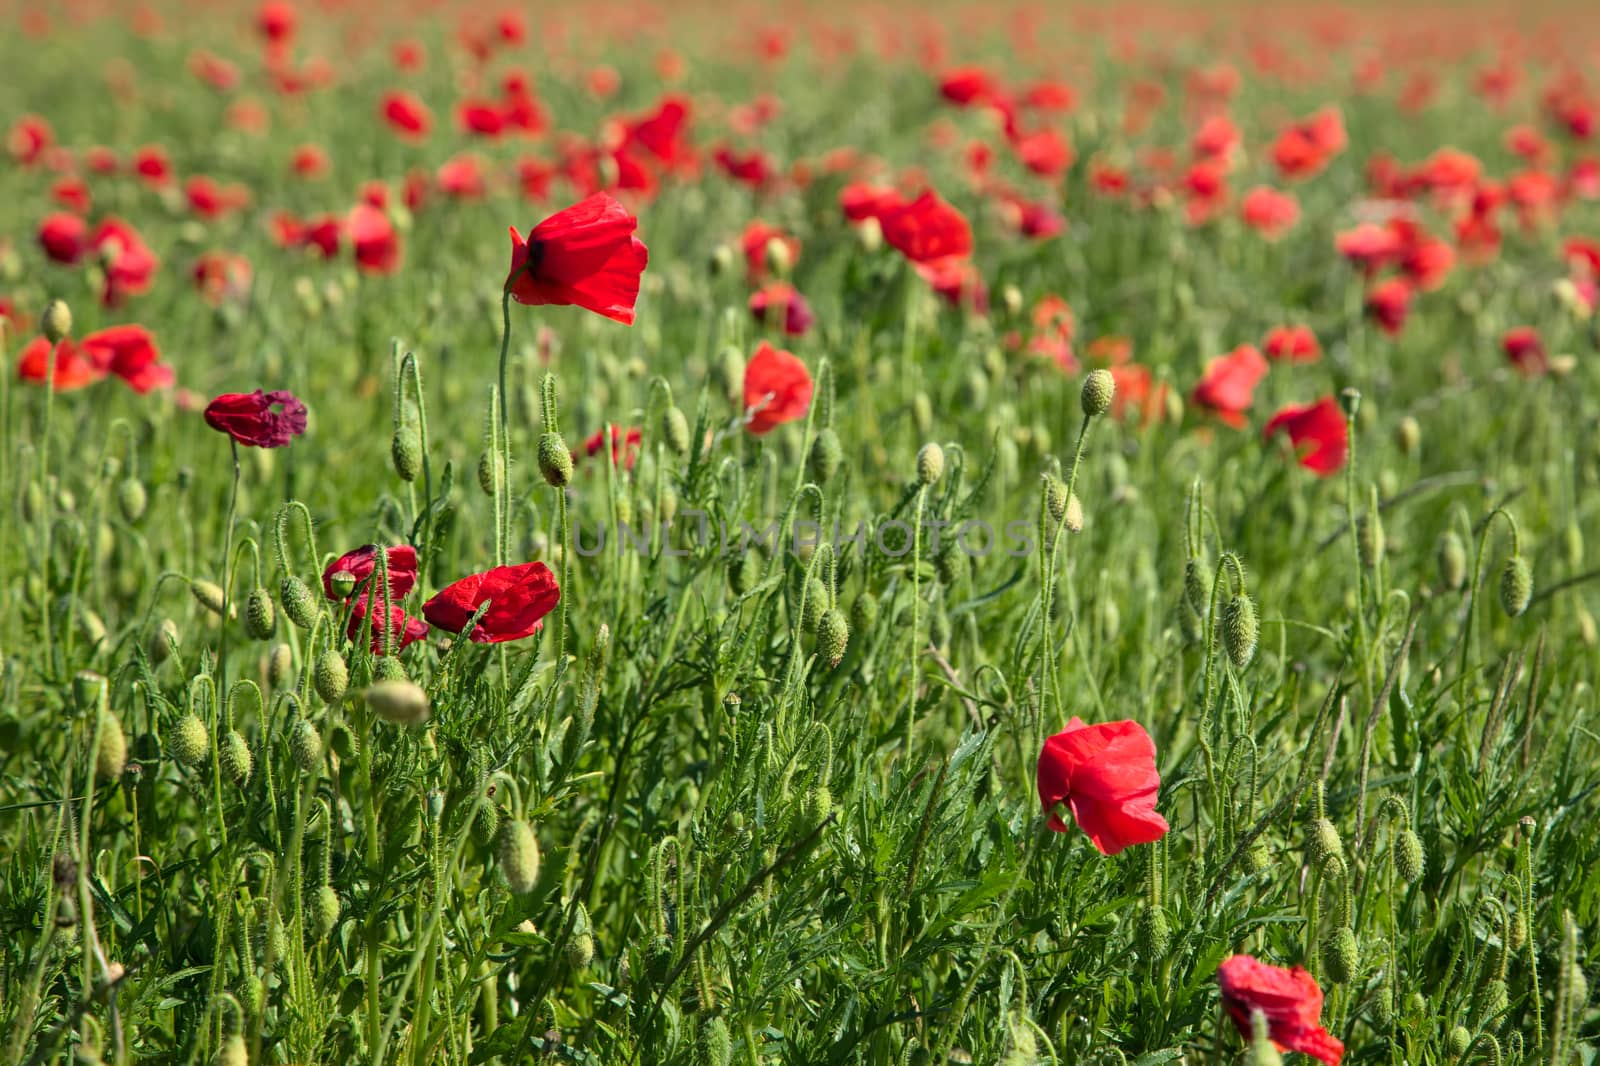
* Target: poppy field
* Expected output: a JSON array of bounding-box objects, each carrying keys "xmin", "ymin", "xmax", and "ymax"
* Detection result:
[{"xmin": 3, "ymin": 2, "xmax": 1600, "ymax": 1063}]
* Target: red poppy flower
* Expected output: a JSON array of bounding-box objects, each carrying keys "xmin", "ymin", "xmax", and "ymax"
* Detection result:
[
  {"xmin": 381, "ymin": 90, "xmax": 432, "ymax": 139},
  {"xmin": 1013, "ymin": 128, "xmax": 1074, "ymax": 179},
  {"xmin": 82, "ymin": 325, "xmax": 174, "ymax": 393},
  {"xmin": 1108, "ymin": 364, "xmax": 1169, "ymax": 426},
  {"xmin": 1191, "ymin": 345, "xmax": 1268, "ymax": 427},
  {"xmin": 915, "ymin": 257, "xmax": 988, "ymax": 313},
  {"xmin": 713, "ymin": 144, "xmax": 776, "ymax": 189},
  {"xmin": 299, "ymin": 215, "xmax": 342, "ymax": 259},
  {"xmin": 323, "ymin": 544, "xmax": 418, "ymax": 601},
  {"xmin": 1334, "ymin": 223, "xmax": 1402, "ymax": 275},
  {"xmin": 1365, "ymin": 277, "xmax": 1413, "ymax": 336},
  {"xmin": 1264, "ymin": 397, "xmax": 1347, "ymax": 476},
  {"xmin": 132, "ymin": 145, "xmax": 173, "ymax": 188},
  {"xmin": 739, "ymin": 220, "xmax": 800, "ymax": 280},
  {"xmin": 1400, "ymin": 236, "xmax": 1454, "ymax": 292},
  {"xmin": 91, "ymin": 219, "xmax": 159, "ymax": 307},
  {"xmin": 8, "ymin": 114, "xmax": 53, "ymax": 165},
  {"xmin": 38, "ymin": 213, "xmax": 88, "ymax": 264},
  {"xmin": 1217, "ymin": 956, "xmax": 1344, "ymax": 1065},
  {"xmin": 422, "ymin": 561, "xmax": 561, "ymax": 644},
  {"xmin": 186, "ymin": 176, "xmax": 249, "ymax": 220},
  {"xmin": 506, "ymin": 192, "xmax": 648, "ymax": 325},
  {"xmin": 350, "ymin": 204, "xmax": 401, "ymax": 274},
  {"xmin": 1262, "ymin": 325, "xmax": 1320, "ymax": 363},
  {"xmin": 1010, "ymin": 198, "xmax": 1066, "ymax": 240},
  {"xmin": 347, "ymin": 593, "xmax": 429, "ymax": 654},
  {"xmin": 879, "ymin": 191, "xmax": 973, "ymax": 263},
  {"xmin": 16, "ymin": 336, "xmax": 107, "ymax": 391},
  {"xmin": 749, "ymin": 283, "xmax": 814, "ymax": 336},
  {"xmin": 203, "ymin": 389, "xmax": 308, "ymax": 448},
  {"xmin": 392, "ymin": 39, "xmax": 425, "ymax": 71},
  {"xmin": 257, "ymin": 0, "xmax": 296, "ymax": 43},
  {"xmin": 1192, "ymin": 114, "xmax": 1241, "ymax": 162},
  {"xmin": 939, "ymin": 66, "xmax": 1000, "ymax": 107},
  {"xmin": 1240, "ymin": 186, "xmax": 1299, "ymax": 240},
  {"xmin": 841, "ymin": 184, "xmax": 905, "ymax": 223},
  {"xmin": 1502, "ymin": 326, "xmax": 1547, "ymax": 376},
  {"xmin": 51, "ymin": 177, "xmax": 91, "ymax": 215},
  {"xmin": 1036, "ymin": 717, "xmax": 1169, "ymax": 856},
  {"xmin": 582, "ymin": 424, "xmax": 643, "ymax": 470},
  {"xmin": 192, "ymin": 252, "xmax": 253, "ymax": 306},
  {"xmin": 743, "ymin": 341, "xmax": 813, "ymax": 435},
  {"xmin": 290, "ymin": 144, "xmax": 329, "ymax": 179}
]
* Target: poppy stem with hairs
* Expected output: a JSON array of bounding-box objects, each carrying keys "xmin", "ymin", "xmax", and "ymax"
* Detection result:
[
  {"xmin": 38, "ymin": 339, "xmax": 61, "ymax": 679},
  {"xmin": 218, "ymin": 438, "xmax": 241, "ymax": 698},
  {"xmin": 496, "ymin": 289, "xmax": 513, "ymax": 567}
]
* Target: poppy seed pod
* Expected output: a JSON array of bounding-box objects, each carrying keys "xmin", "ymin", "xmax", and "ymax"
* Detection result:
[
  {"xmin": 365, "ymin": 679, "xmax": 429, "ymax": 726},
  {"xmin": 1499, "ymin": 556, "xmax": 1532, "ymax": 618},
  {"xmin": 310, "ymin": 885, "xmax": 340, "ymax": 940},
  {"xmin": 169, "ymin": 713, "xmax": 209, "ymax": 767},
  {"xmin": 817, "ymin": 607, "xmax": 849, "ymax": 667},
  {"xmin": 1081, "ymin": 368, "xmax": 1116, "ymax": 418},
  {"xmin": 915, "ymin": 442, "xmax": 945, "ymax": 486},
  {"xmin": 1322, "ymin": 927, "xmax": 1359, "ymax": 984},
  {"xmin": 117, "ymin": 478, "xmax": 147, "ymax": 523},
  {"xmin": 537, "ymin": 433, "xmax": 573, "ymax": 488},
  {"xmin": 328, "ymin": 570, "xmax": 357, "ymax": 600},
  {"xmin": 391, "ymin": 424, "xmax": 422, "ymax": 482},
  {"xmin": 314, "ymin": 649, "xmax": 348, "ymax": 704},
  {"xmin": 662, "ymin": 405, "xmax": 690, "ymax": 458},
  {"xmin": 1222, "ymin": 594, "xmax": 1258, "ymax": 669},
  {"xmin": 280, "ymin": 575, "xmax": 319, "ymax": 630},
  {"xmin": 809, "ymin": 427, "xmax": 843, "ymax": 484},
  {"xmin": 1308, "ymin": 817, "xmax": 1345, "ymax": 874},
  {"xmin": 499, "ymin": 820, "xmax": 541, "ymax": 893},
  {"xmin": 42, "ymin": 298, "xmax": 73, "ymax": 343},
  {"xmin": 244, "ymin": 587, "xmax": 276, "ymax": 640},
  {"xmin": 1394, "ymin": 828, "xmax": 1424, "ymax": 883},
  {"xmin": 220, "ymin": 730, "xmax": 252, "ymax": 786},
  {"xmin": 191, "ymin": 579, "xmax": 226, "ymax": 616},
  {"xmin": 1438, "ymin": 531, "xmax": 1467, "ymax": 591},
  {"xmin": 96, "ymin": 711, "xmax": 127, "ymax": 780},
  {"xmin": 290, "ymin": 719, "xmax": 322, "ymax": 772},
  {"xmin": 1136, "ymin": 902, "xmax": 1171, "ymax": 960}
]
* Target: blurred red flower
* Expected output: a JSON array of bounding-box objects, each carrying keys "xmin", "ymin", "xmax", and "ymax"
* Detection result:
[
  {"xmin": 1264, "ymin": 397, "xmax": 1348, "ymax": 475},
  {"xmin": 749, "ymin": 282, "xmax": 814, "ymax": 336},
  {"xmin": 1502, "ymin": 326, "xmax": 1548, "ymax": 376},
  {"xmin": 1262, "ymin": 325, "xmax": 1320, "ymax": 363},
  {"xmin": 1191, "ymin": 345, "xmax": 1268, "ymax": 427},
  {"xmin": 880, "ymin": 190, "xmax": 973, "ymax": 263}
]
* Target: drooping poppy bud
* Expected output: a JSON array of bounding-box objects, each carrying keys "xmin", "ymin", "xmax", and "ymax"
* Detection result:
[
  {"xmin": 538, "ymin": 433, "xmax": 573, "ymax": 487},
  {"xmin": 220, "ymin": 730, "xmax": 253, "ymax": 786},
  {"xmin": 169, "ymin": 714, "xmax": 209, "ymax": 767},
  {"xmin": 1500, "ymin": 556, "xmax": 1532, "ymax": 617},
  {"xmin": 817, "ymin": 608, "xmax": 849, "ymax": 667},
  {"xmin": 499, "ymin": 819, "xmax": 542, "ymax": 893}
]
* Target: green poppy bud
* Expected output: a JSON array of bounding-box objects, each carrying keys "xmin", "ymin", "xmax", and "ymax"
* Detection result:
[
  {"xmin": 391, "ymin": 424, "xmax": 422, "ymax": 482},
  {"xmin": 1447, "ymin": 1025, "xmax": 1471, "ymax": 1059},
  {"xmin": 1135, "ymin": 902, "xmax": 1171, "ymax": 961},
  {"xmin": 268, "ymin": 643, "xmax": 294, "ymax": 688},
  {"xmin": 1309, "ymin": 817, "xmax": 1345, "ymax": 874},
  {"xmin": 714, "ymin": 345, "xmax": 745, "ymax": 405},
  {"xmin": 191, "ymin": 579, "xmax": 226, "ymax": 617},
  {"xmin": 371, "ymin": 656, "xmax": 407, "ymax": 683},
  {"xmin": 42, "ymin": 298, "xmax": 73, "ymax": 343},
  {"xmin": 809, "ymin": 427, "xmax": 843, "ymax": 484},
  {"xmin": 537, "ymin": 433, "xmax": 573, "ymax": 488},
  {"xmin": 214, "ymin": 1034, "xmax": 248, "ymax": 1066},
  {"xmin": 1223, "ymin": 594, "xmax": 1258, "ymax": 669},
  {"xmin": 729, "ymin": 551, "xmax": 762, "ymax": 596},
  {"xmin": 1357, "ymin": 509, "xmax": 1383, "ymax": 571},
  {"xmin": 1394, "ymin": 828, "xmax": 1424, "ymax": 884},
  {"xmin": 280, "ymin": 575, "xmax": 319, "ymax": 630},
  {"xmin": 314, "ymin": 649, "xmax": 348, "ymax": 704},
  {"xmin": 799, "ymin": 577, "xmax": 826, "ymax": 632},
  {"xmin": 850, "ymin": 591, "xmax": 879, "ymax": 634},
  {"xmin": 117, "ymin": 477, "xmax": 147, "ymax": 523},
  {"xmin": 1438, "ymin": 531, "xmax": 1467, "ymax": 591},
  {"xmin": 566, "ymin": 931, "xmax": 595, "ymax": 970},
  {"xmin": 478, "ymin": 449, "xmax": 504, "ymax": 496},
  {"xmin": 95, "ymin": 711, "xmax": 127, "ymax": 780},
  {"xmin": 365, "ymin": 679, "xmax": 429, "ymax": 725},
  {"xmin": 797, "ymin": 785, "xmax": 833, "ymax": 836},
  {"xmin": 1499, "ymin": 556, "xmax": 1532, "ymax": 618},
  {"xmin": 220, "ymin": 730, "xmax": 252, "ymax": 787},
  {"xmin": 817, "ymin": 607, "xmax": 849, "ymax": 667},
  {"xmin": 1322, "ymin": 927, "xmax": 1359, "ymax": 984},
  {"xmin": 310, "ymin": 885, "xmax": 340, "ymax": 940},
  {"xmin": 1063, "ymin": 492, "xmax": 1084, "ymax": 534},
  {"xmin": 915, "ymin": 442, "xmax": 944, "ymax": 486},
  {"xmin": 499, "ymin": 820, "xmax": 542, "ymax": 893},
  {"xmin": 662, "ymin": 405, "xmax": 690, "ymax": 458},
  {"xmin": 698, "ymin": 1017, "xmax": 732, "ymax": 1066},
  {"xmin": 1081, "ymin": 368, "xmax": 1115, "ymax": 418},
  {"xmin": 1044, "ymin": 476, "xmax": 1069, "ymax": 524},
  {"xmin": 290, "ymin": 719, "xmax": 322, "ymax": 772},
  {"xmin": 170, "ymin": 714, "xmax": 209, "ymax": 767}
]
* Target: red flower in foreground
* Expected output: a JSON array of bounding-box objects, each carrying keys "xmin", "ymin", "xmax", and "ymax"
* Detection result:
[
  {"xmin": 506, "ymin": 192, "xmax": 648, "ymax": 325},
  {"xmin": 743, "ymin": 341, "xmax": 813, "ymax": 435},
  {"xmin": 347, "ymin": 594, "xmax": 429, "ymax": 655},
  {"xmin": 203, "ymin": 389, "xmax": 308, "ymax": 447},
  {"xmin": 423, "ymin": 561, "xmax": 561, "ymax": 644},
  {"xmin": 1191, "ymin": 345, "xmax": 1268, "ymax": 428},
  {"xmin": 323, "ymin": 544, "xmax": 419, "ymax": 601},
  {"xmin": 879, "ymin": 190, "xmax": 973, "ymax": 263},
  {"xmin": 1037, "ymin": 718, "xmax": 1169, "ymax": 856},
  {"xmin": 749, "ymin": 282, "xmax": 814, "ymax": 336},
  {"xmin": 1502, "ymin": 326, "xmax": 1547, "ymax": 376},
  {"xmin": 1264, "ymin": 397, "xmax": 1348, "ymax": 476},
  {"xmin": 17, "ymin": 336, "xmax": 106, "ymax": 391},
  {"xmin": 1263, "ymin": 325, "xmax": 1320, "ymax": 363},
  {"xmin": 82, "ymin": 325, "xmax": 174, "ymax": 393},
  {"xmin": 1217, "ymin": 956, "xmax": 1344, "ymax": 1065}
]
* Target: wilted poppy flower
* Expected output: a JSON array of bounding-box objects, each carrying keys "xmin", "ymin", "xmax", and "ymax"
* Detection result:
[
  {"xmin": 17, "ymin": 336, "xmax": 107, "ymax": 391},
  {"xmin": 1262, "ymin": 325, "xmax": 1320, "ymax": 363},
  {"xmin": 323, "ymin": 544, "xmax": 418, "ymax": 601},
  {"xmin": 1502, "ymin": 326, "xmax": 1547, "ymax": 376},
  {"xmin": 204, "ymin": 389, "xmax": 308, "ymax": 447},
  {"xmin": 82, "ymin": 325, "xmax": 174, "ymax": 393},
  {"xmin": 506, "ymin": 192, "xmax": 648, "ymax": 325},
  {"xmin": 347, "ymin": 594, "xmax": 429, "ymax": 654},
  {"xmin": 423, "ymin": 561, "xmax": 561, "ymax": 644},
  {"xmin": 1240, "ymin": 186, "xmax": 1299, "ymax": 240},
  {"xmin": 880, "ymin": 190, "xmax": 973, "ymax": 263},
  {"xmin": 1192, "ymin": 345, "xmax": 1268, "ymax": 427},
  {"xmin": 749, "ymin": 283, "xmax": 814, "ymax": 336},
  {"xmin": 38, "ymin": 213, "xmax": 88, "ymax": 264},
  {"xmin": 582, "ymin": 424, "xmax": 643, "ymax": 470},
  {"xmin": 1264, "ymin": 397, "xmax": 1347, "ymax": 476},
  {"xmin": 349, "ymin": 204, "xmax": 401, "ymax": 274},
  {"xmin": 1037, "ymin": 717, "xmax": 1169, "ymax": 856},
  {"xmin": 1217, "ymin": 956, "xmax": 1344, "ymax": 1065},
  {"xmin": 381, "ymin": 90, "xmax": 432, "ymax": 139},
  {"xmin": 743, "ymin": 341, "xmax": 812, "ymax": 434},
  {"xmin": 1365, "ymin": 277, "xmax": 1413, "ymax": 336}
]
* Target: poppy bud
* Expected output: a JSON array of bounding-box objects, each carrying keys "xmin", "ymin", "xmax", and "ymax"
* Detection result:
[
  {"xmin": 1394, "ymin": 828, "xmax": 1424, "ymax": 883},
  {"xmin": 714, "ymin": 345, "xmax": 745, "ymax": 404},
  {"xmin": 799, "ymin": 577, "xmax": 826, "ymax": 632},
  {"xmin": 662, "ymin": 405, "xmax": 690, "ymax": 458},
  {"xmin": 498, "ymin": 819, "xmax": 541, "ymax": 893},
  {"xmin": 797, "ymin": 785, "xmax": 832, "ymax": 836},
  {"xmin": 728, "ymin": 551, "xmax": 762, "ymax": 596},
  {"xmin": 850, "ymin": 591, "xmax": 878, "ymax": 633},
  {"xmin": 699, "ymin": 1018, "xmax": 732, "ymax": 1066},
  {"xmin": 73, "ymin": 669, "xmax": 107, "ymax": 711},
  {"xmin": 1044, "ymin": 476, "xmax": 1069, "ymax": 523},
  {"xmin": 1322, "ymin": 927, "xmax": 1359, "ymax": 984},
  {"xmin": 1477, "ymin": 978, "xmax": 1508, "ymax": 1027},
  {"xmin": 915, "ymin": 442, "xmax": 945, "ymax": 486},
  {"xmin": 809, "ymin": 428, "xmax": 843, "ymax": 484},
  {"xmin": 1438, "ymin": 532, "xmax": 1467, "ymax": 591},
  {"xmin": 1308, "ymin": 817, "xmax": 1345, "ymax": 874},
  {"xmin": 280, "ymin": 576, "xmax": 319, "ymax": 630},
  {"xmin": 365, "ymin": 679, "xmax": 429, "ymax": 726},
  {"xmin": 191, "ymin": 579, "xmax": 226, "ymax": 616},
  {"xmin": 42, "ymin": 298, "xmax": 72, "ymax": 343},
  {"xmin": 1395, "ymin": 416, "xmax": 1421, "ymax": 457},
  {"xmin": 96, "ymin": 711, "xmax": 127, "ymax": 780},
  {"xmin": 708, "ymin": 243, "xmax": 735, "ymax": 276},
  {"xmin": 935, "ymin": 540, "xmax": 967, "ymax": 586},
  {"xmin": 1499, "ymin": 556, "xmax": 1532, "ymax": 618},
  {"xmin": 149, "ymin": 617, "xmax": 179, "ymax": 664},
  {"xmin": 817, "ymin": 607, "xmax": 849, "ymax": 667},
  {"xmin": 310, "ymin": 885, "xmax": 340, "ymax": 940},
  {"xmin": 170, "ymin": 713, "xmax": 209, "ymax": 767},
  {"xmin": 1135, "ymin": 902, "xmax": 1171, "ymax": 960},
  {"xmin": 392, "ymin": 424, "xmax": 422, "ymax": 482},
  {"xmin": 268, "ymin": 643, "xmax": 294, "ymax": 688},
  {"xmin": 1579, "ymin": 606, "xmax": 1599, "ymax": 647},
  {"xmin": 215, "ymin": 1034, "xmax": 248, "ymax": 1066},
  {"xmin": 372, "ymin": 656, "xmax": 407, "ymax": 683},
  {"xmin": 912, "ymin": 392, "xmax": 933, "ymax": 435},
  {"xmin": 220, "ymin": 730, "xmax": 252, "ymax": 787},
  {"xmin": 117, "ymin": 478, "xmax": 147, "ymax": 523},
  {"xmin": 244, "ymin": 587, "xmax": 276, "ymax": 640},
  {"xmin": 537, "ymin": 433, "xmax": 573, "ymax": 488},
  {"xmin": 1447, "ymin": 1025, "xmax": 1471, "ymax": 1059},
  {"xmin": 1222, "ymin": 594, "xmax": 1258, "ymax": 669},
  {"xmin": 1063, "ymin": 492, "xmax": 1084, "ymax": 534},
  {"xmin": 1508, "ymin": 909, "xmax": 1527, "ymax": 953},
  {"xmin": 1081, "ymin": 369, "xmax": 1115, "ymax": 419},
  {"xmin": 1357, "ymin": 509, "xmax": 1383, "ymax": 571},
  {"xmin": 473, "ymin": 799, "xmax": 502, "ymax": 846},
  {"xmin": 764, "ymin": 236, "xmax": 793, "ymax": 277},
  {"xmin": 314, "ymin": 649, "xmax": 348, "ymax": 704},
  {"xmin": 1245, "ymin": 839, "xmax": 1273, "ymax": 873},
  {"xmin": 477, "ymin": 449, "xmax": 503, "ymax": 496},
  {"xmin": 79, "ymin": 608, "xmax": 107, "ymax": 647},
  {"xmin": 291, "ymin": 719, "xmax": 322, "ymax": 771}
]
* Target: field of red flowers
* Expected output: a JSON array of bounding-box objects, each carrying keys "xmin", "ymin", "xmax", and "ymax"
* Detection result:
[{"xmin": 2, "ymin": 2, "xmax": 1598, "ymax": 1064}]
